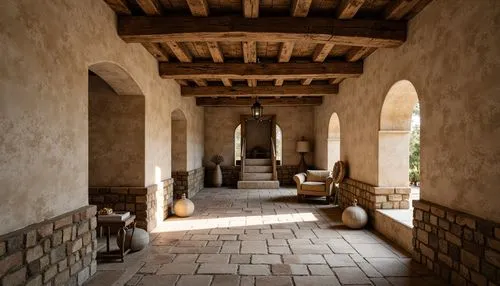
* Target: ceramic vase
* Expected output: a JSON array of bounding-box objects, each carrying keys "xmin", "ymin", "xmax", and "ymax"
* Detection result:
[
  {"xmin": 341, "ymin": 199, "xmax": 368, "ymax": 229},
  {"xmin": 213, "ymin": 164, "xmax": 223, "ymax": 187},
  {"xmin": 174, "ymin": 193, "xmax": 195, "ymax": 217},
  {"xmin": 117, "ymin": 228, "xmax": 149, "ymax": 252}
]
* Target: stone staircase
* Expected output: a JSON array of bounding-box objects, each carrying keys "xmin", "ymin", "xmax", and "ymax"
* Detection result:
[{"xmin": 237, "ymin": 158, "xmax": 280, "ymax": 189}]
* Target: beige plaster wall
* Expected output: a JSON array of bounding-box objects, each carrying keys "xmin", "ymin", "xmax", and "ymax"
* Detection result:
[
  {"xmin": 205, "ymin": 107, "xmax": 314, "ymax": 167},
  {"xmin": 88, "ymin": 74, "xmax": 145, "ymax": 186},
  {"xmin": 314, "ymin": 0, "xmax": 500, "ymax": 222},
  {"xmin": 172, "ymin": 118, "xmax": 187, "ymax": 172},
  {"xmin": 0, "ymin": 0, "xmax": 204, "ymax": 235}
]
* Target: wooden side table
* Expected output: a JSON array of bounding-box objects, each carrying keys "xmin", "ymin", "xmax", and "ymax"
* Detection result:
[{"xmin": 96, "ymin": 214, "xmax": 136, "ymax": 262}]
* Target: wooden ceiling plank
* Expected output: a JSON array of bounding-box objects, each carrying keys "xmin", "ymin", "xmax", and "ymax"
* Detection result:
[
  {"xmin": 242, "ymin": 41, "xmax": 257, "ymax": 87},
  {"xmin": 196, "ymin": 97, "xmax": 323, "ymax": 106},
  {"xmin": 207, "ymin": 41, "xmax": 224, "ymax": 63},
  {"xmin": 243, "ymin": 0, "xmax": 259, "ymax": 18},
  {"xmin": 301, "ymin": 78, "xmax": 313, "ymax": 85},
  {"xmin": 136, "ymin": 0, "xmax": 164, "ymax": 15},
  {"xmin": 312, "ymin": 43, "xmax": 335, "ymax": 62},
  {"xmin": 384, "ymin": 0, "xmax": 421, "ymax": 20},
  {"xmin": 183, "ymin": 84, "xmax": 338, "ymax": 97},
  {"xmin": 193, "ymin": 79, "xmax": 208, "ymax": 86},
  {"xmin": 277, "ymin": 42, "xmax": 295, "ymax": 63},
  {"xmin": 166, "ymin": 41, "xmax": 193, "ymax": 62},
  {"xmin": 345, "ymin": 46, "xmax": 376, "ymax": 62},
  {"xmin": 104, "ymin": 0, "xmax": 131, "ymax": 15},
  {"xmin": 290, "ymin": 0, "xmax": 313, "ymax": 17},
  {"xmin": 336, "ymin": 0, "xmax": 366, "ymax": 19},
  {"xmin": 159, "ymin": 61, "xmax": 363, "ymax": 79},
  {"xmin": 221, "ymin": 78, "xmax": 233, "ymax": 86},
  {"xmin": 142, "ymin": 43, "xmax": 169, "ymax": 61},
  {"xmin": 274, "ymin": 79, "xmax": 284, "ymax": 86},
  {"xmin": 118, "ymin": 16, "xmax": 407, "ymax": 48},
  {"xmin": 186, "ymin": 0, "xmax": 210, "ymax": 16},
  {"xmin": 329, "ymin": 78, "xmax": 343, "ymax": 84},
  {"xmin": 176, "ymin": 79, "xmax": 189, "ymax": 86}
]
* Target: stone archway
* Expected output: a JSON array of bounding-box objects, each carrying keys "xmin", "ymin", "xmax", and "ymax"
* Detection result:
[
  {"xmin": 378, "ymin": 80, "xmax": 419, "ymax": 187},
  {"xmin": 171, "ymin": 109, "xmax": 188, "ymax": 173},
  {"xmin": 327, "ymin": 113, "xmax": 341, "ymax": 171}
]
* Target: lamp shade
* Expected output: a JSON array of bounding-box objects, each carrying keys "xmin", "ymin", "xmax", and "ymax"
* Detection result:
[{"xmin": 296, "ymin": 140, "xmax": 310, "ymax": 153}]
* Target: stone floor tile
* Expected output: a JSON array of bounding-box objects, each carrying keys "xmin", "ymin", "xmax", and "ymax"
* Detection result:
[
  {"xmin": 239, "ymin": 234, "xmax": 273, "ymax": 241},
  {"xmin": 251, "ymin": 254, "xmax": 282, "ymax": 264},
  {"xmin": 188, "ymin": 229, "xmax": 212, "ymax": 235},
  {"xmin": 197, "ymin": 263, "xmax": 238, "ymax": 274},
  {"xmin": 342, "ymin": 234, "xmax": 379, "ymax": 244},
  {"xmin": 138, "ymin": 264, "xmax": 160, "ymax": 274},
  {"xmin": 290, "ymin": 244, "xmax": 332, "ymax": 254},
  {"xmin": 357, "ymin": 262, "xmax": 383, "ymax": 277},
  {"xmin": 289, "ymin": 264, "xmax": 309, "ymax": 275},
  {"xmin": 230, "ymin": 254, "xmax": 251, "ymax": 264},
  {"xmin": 169, "ymin": 246, "xmax": 221, "ymax": 254},
  {"xmin": 207, "ymin": 241, "xmax": 223, "ymax": 247},
  {"xmin": 283, "ymin": 254, "xmax": 325, "ymax": 264},
  {"xmin": 268, "ymin": 246, "xmax": 291, "ymax": 254},
  {"xmin": 267, "ymin": 239, "xmax": 288, "ymax": 246},
  {"xmin": 327, "ymin": 239, "xmax": 357, "ymax": 254},
  {"xmin": 239, "ymin": 265, "xmax": 270, "ymax": 276},
  {"xmin": 190, "ymin": 235, "xmax": 219, "ymax": 241},
  {"xmin": 273, "ymin": 233, "xmax": 296, "ymax": 239},
  {"xmin": 126, "ymin": 274, "xmax": 143, "ymax": 286},
  {"xmin": 176, "ymin": 275, "xmax": 212, "ymax": 286},
  {"xmin": 218, "ymin": 235, "xmax": 238, "ymax": 241},
  {"xmin": 241, "ymin": 241, "xmax": 267, "ymax": 254},
  {"xmin": 220, "ymin": 245, "xmax": 240, "ymax": 254},
  {"xmin": 177, "ymin": 240, "xmax": 208, "ymax": 247},
  {"xmin": 240, "ymin": 276, "xmax": 255, "ymax": 286},
  {"xmin": 351, "ymin": 244, "xmax": 398, "ymax": 258},
  {"xmin": 293, "ymin": 230, "xmax": 317, "ymax": 239},
  {"xmin": 211, "ymin": 275, "xmax": 240, "ymax": 286},
  {"xmin": 386, "ymin": 277, "xmax": 445, "ymax": 286},
  {"xmin": 365, "ymin": 258, "xmax": 412, "ymax": 277},
  {"xmin": 144, "ymin": 254, "xmax": 176, "ymax": 264},
  {"xmin": 308, "ymin": 264, "xmax": 333, "ymax": 276},
  {"xmin": 293, "ymin": 276, "xmax": 341, "ymax": 286},
  {"xmin": 370, "ymin": 277, "xmax": 391, "ymax": 286},
  {"xmin": 271, "ymin": 264, "xmax": 291, "ymax": 275},
  {"xmin": 350, "ymin": 253, "xmax": 366, "ymax": 263},
  {"xmin": 210, "ymin": 229, "xmax": 245, "ymax": 235},
  {"xmin": 156, "ymin": 263, "xmax": 198, "ymax": 275},
  {"xmin": 137, "ymin": 275, "xmax": 178, "ymax": 286},
  {"xmin": 324, "ymin": 254, "xmax": 357, "ymax": 267},
  {"xmin": 196, "ymin": 254, "xmax": 230, "ymax": 264},
  {"xmin": 333, "ymin": 266, "xmax": 371, "ymax": 284},
  {"xmin": 312, "ymin": 229, "xmax": 341, "ymax": 238},
  {"xmin": 287, "ymin": 239, "xmax": 312, "ymax": 245},
  {"xmin": 255, "ymin": 276, "xmax": 293, "ymax": 286},
  {"xmin": 172, "ymin": 254, "xmax": 199, "ymax": 263}
]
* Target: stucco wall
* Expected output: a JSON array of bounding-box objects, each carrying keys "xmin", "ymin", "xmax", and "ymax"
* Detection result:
[
  {"xmin": 0, "ymin": 0, "xmax": 204, "ymax": 235},
  {"xmin": 205, "ymin": 107, "xmax": 314, "ymax": 167},
  {"xmin": 88, "ymin": 74, "xmax": 145, "ymax": 186},
  {"xmin": 314, "ymin": 0, "xmax": 500, "ymax": 222}
]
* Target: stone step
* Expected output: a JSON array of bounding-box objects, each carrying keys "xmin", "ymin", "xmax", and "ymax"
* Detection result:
[
  {"xmin": 245, "ymin": 166, "xmax": 273, "ymax": 173},
  {"xmin": 242, "ymin": 172, "xmax": 273, "ymax": 181},
  {"xmin": 237, "ymin": 180, "xmax": 280, "ymax": 189},
  {"xmin": 245, "ymin": 158, "xmax": 271, "ymax": 166}
]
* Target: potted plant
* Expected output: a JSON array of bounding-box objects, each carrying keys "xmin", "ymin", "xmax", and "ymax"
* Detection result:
[{"xmin": 211, "ymin": 154, "xmax": 224, "ymax": 187}]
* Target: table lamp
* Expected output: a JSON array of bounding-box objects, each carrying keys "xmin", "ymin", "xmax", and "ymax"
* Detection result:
[{"xmin": 296, "ymin": 137, "xmax": 310, "ymax": 173}]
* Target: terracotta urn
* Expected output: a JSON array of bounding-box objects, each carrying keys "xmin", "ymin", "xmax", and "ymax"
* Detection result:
[{"xmin": 174, "ymin": 193, "xmax": 195, "ymax": 217}]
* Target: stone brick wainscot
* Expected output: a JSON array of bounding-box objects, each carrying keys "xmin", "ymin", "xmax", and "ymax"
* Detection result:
[
  {"xmin": 172, "ymin": 167, "xmax": 205, "ymax": 199},
  {"xmin": 0, "ymin": 206, "xmax": 97, "ymax": 286},
  {"xmin": 205, "ymin": 165, "xmax": 298, "ymax": 187}
]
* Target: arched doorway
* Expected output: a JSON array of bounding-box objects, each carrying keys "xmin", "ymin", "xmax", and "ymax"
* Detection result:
[
  {"xmin": 378, "ymin": 80, "xmax": 419, "ymax": 189},
  {"xmin": 88, "ymin": 62, "xmax": 145, "ymax": 187},
  {"xmin": 234, "ymin": 123, "xmax": 283, "ymax": 165},
  {"xmin": 327, "ymin": 113, "xmax": 341, "ymax": 171},
  {"xmin": 171, "ymin": 109, "xmax": 187, "ymax": 173}
]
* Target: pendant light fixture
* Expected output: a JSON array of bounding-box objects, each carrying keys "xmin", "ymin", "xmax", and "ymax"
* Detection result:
[{"xmin": 251, "ymin": 97, "xmax": 263, "ymax": 120}]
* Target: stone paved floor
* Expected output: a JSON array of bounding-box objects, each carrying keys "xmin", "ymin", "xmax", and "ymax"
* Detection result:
[{"xmin": 85, "ymin": 187, "xmax": 446, "ymax": 286}]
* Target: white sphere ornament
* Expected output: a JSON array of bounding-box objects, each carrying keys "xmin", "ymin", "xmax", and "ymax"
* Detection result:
[
  {"xmin": 342, "ymin": 199, "xmax": 368, "ymax": 229},
  {"xmin": 117, "ymin": 228, "xmax": 149, "ymax": 252},
  {"xmin": 174, "ymin": 193, "xmax": 195, "ymax": 217}
]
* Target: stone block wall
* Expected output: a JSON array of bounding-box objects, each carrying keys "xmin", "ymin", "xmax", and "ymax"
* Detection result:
[
  {"xmin": 89, "ymin": 186, "xmax": 158, "ymax": 231},
  {"xmin": 339, "ymin": 178, "xmax": 410, "ymax": 215},
  {"xmin": 277, "ymin": 165, "xmax": 298, "ymax": 186},
  {"xmin": 172, "ymin": 167, "xmax": 205, "ymax": 199},
  {"xmin": 0, "ymin": 206, "xmax": 97, "ymax": 286},
  {"xmin": 413, "ymin": 200, "xmax": 500, "ymax": 285},
  {"xmin": 163, "ymin": 178, "xmax": 174, "ymax": 219},
  {"xmin": 205, "ymin": 165, "xmax": 298, "ymax": 187}
]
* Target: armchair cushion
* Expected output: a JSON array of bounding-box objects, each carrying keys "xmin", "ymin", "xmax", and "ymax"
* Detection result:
[
  {"xmin": 301, "ymin": 182, "xmax": 326, "ymax": 192},
  {"xmin": 306, "ymin": 170, "xmax": 331, "ymax": 182}
]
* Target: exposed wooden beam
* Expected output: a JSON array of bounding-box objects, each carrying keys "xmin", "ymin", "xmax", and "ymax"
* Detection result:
[
  {"xmin": 207, "ymin": 41, "xmax": 224, "ymax": 63},
  {"xmin": 242, "ymin": 41, "xmax": 257, "ymax": 87},
  {"xmin": 186, "ymin": 0, "xmax": 210, "ymax": 16},
  {"xmin": 221, "ymin": 79, "xmax": 233, "ymax": 87},
  {"xmin": 141, "ymin": 43, "xmax": 169, "ymax": 61},
  {"xmin": 159, "ymin": 61, "xmax": 363, "ymax": 80},
  {"xmin": 103, "ymin": 0, "xmax": 131, "ymax": 15},
  {"xmin": 277, "ymin": 42, "xmax": 295, "ymax": 63},
  {"xmin": 243, "ymin": 0, "xmax": 259, "ymax": 18},
  {"xmin": 118, "ymin": 16, "xmax": 407, "ymax": 48},
  {"xmin": 176, "ymin": 79, "xmax": 189, "ymax": 86},
  {"xmin": 329, "ymin": 78, "xmax": 343, "ymax": 85},
  {"xmin": 291, "ymin": 0, "xmax": 313, "ymax": 17},
  {"xmin": 312, "ymin": 43, "xmax": 335, "ymax": 62},
  {"xmin": 196, "ymin": 97, "xmax": 323, "ymax": 106},
  {"xmin": 336, "ymin": 0, "xmax": 365, "ymax": 19},
  {"xmin": 301, "ymin": 79, "xmax": 313, "ymax": 85},
  {"xmin": 166, "ymin": 42, "xmax": 193, "ymax": 62},
  {"xmin": 384, "ymin": 0, "xmax": 421, "ymax": 20},
  {"xmin": 182, "ymin": 85, "xmax": 338, "ymax": 97},
  {"xmin": 346, "ymin": 46, "xmax": 376, "ymax": 62},
  {"xmin": 136, "ymin": 0, "xmax": 163, "ymax": 15},
  {"xmin": 192, "ymin": 79, "xmax": 208, "ymax": 86},
  {"xmin": 274, "ymin": 79, "xmax": 284, "ymax": 86}
]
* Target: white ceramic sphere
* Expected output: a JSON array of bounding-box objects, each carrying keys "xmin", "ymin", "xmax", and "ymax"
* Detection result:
[
  {"xmin": 117, "ymin": 228, "xmax": 149, "ymax": 251},
  {"xmin": 174, "ymin": 195, "xmax": 195, "ymax": 217},
  {"xmin": 342, "ymin": 200, "xmax": 368, "ymax": 229}
]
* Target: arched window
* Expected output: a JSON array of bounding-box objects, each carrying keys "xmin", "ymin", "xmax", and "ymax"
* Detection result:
[
  {"xmin": 276, "ymin": 124, "xmax": 283, "ymax": 164},
  {"xmin": 234, "ymin": 124, "xmax": 241, "ymax": 165},
  {"xmin": 327, "ymin": 113, "xmax": 341, "ymax": 170}
]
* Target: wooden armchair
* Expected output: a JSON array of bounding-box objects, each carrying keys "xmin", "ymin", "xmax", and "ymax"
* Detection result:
[{"xmin": 293, "ymin": 170, "xmax": 334, "ymax": 203}]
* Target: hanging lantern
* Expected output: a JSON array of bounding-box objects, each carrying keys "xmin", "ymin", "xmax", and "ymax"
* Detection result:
[{"xmin": 251, "ymin": 98, "xmax": 263, "ymax": 120}]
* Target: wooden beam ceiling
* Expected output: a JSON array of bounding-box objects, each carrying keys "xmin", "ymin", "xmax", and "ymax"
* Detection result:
[
  {"xmin": 336, "ymin": 0, "xmax": 366, "ymax": 19},
  {"xmin": 118, "ymin": 16, "xmax": 407, "ymax": 48},
  {"xmin": 182, "ymin": 84, "xmax": 338, "ymax": 97},
  {"xmin": 159, "ymin": 62, "xmax": 363, "ymax": 80},
  {"xmin": 196, "ymin": 97, "xmax": 323, "ymax": 106},
  {"xmin": 385, "ymin": 0, "xmax": 422, "ymax": 20}
]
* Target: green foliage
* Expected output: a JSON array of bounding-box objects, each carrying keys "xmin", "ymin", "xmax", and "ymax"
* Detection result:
[{"xmin": 409, "ymin": 103, "xmax": 420, "ymax": 185}]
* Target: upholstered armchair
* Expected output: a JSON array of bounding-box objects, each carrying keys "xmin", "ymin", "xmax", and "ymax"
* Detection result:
[{"xmin": 293, "ymin": 170, "xmax": 334, "ymax": 203}]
